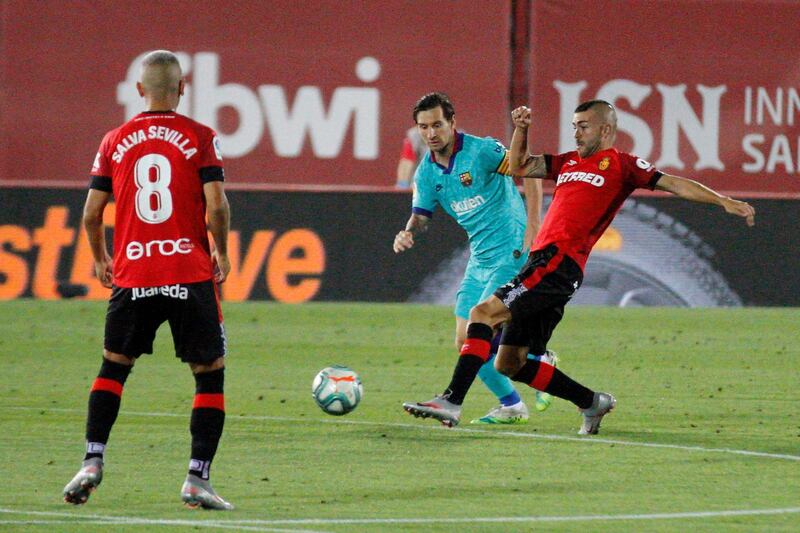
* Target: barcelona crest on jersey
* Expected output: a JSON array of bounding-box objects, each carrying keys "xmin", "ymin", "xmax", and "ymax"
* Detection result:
[{"xmin": 459, "ymin": 172, "xmax": 473, "ymax": 186}]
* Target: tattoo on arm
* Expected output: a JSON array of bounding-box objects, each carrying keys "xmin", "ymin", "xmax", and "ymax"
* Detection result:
[{"xmin": 523, "ymin": 155, "xmax": 547, "ymax": 178}]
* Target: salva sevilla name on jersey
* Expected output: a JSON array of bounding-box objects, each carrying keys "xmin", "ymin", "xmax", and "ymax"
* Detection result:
[
  {"xmin": 111, "ymin": 126, "xmax": 198, "ymax": 163},
  {"xmin": 556, "ymin": 171, "xmax": 606, "ymax": 187}
]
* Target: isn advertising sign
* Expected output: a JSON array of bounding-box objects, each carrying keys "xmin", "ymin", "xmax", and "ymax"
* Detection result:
[{"xmin": 530, "ymin": 0, "xmax": 800, "ymax": 197}]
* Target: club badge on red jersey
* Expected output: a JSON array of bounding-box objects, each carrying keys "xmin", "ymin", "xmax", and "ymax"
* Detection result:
[
  {"xmin": 599, "ymin": 157, "xmax": 611, "ymax": 171},
  {"xmin": 459, "ymin": 172, "xmax": 473, "ymax": 186}
]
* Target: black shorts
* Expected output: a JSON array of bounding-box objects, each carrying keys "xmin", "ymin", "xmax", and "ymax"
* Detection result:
[
  {"xmin": 493, "ymin": 245, "xmax": 583, "ymax": 353},
  {"xmin": 104, "ymin": 279, "xmax": 226, "ymax": 363}
]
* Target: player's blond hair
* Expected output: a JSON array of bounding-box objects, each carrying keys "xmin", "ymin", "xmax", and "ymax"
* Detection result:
[{"xmin": 140, "ymin": 50, "xmax": 182, "ymax": 98}]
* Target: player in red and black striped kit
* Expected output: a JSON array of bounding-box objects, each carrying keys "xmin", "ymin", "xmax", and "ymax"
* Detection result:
[
  {"xmin": 63, "ymin": 50, "xmax": 234, "ymax": 510},
  {"xmin": 404, "ymin": 100, "xmax": 755, "ymax": 433}
]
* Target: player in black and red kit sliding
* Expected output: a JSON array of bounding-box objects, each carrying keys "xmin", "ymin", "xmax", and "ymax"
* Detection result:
[
  {"xmin": 403, "ymin": 100, "xmax": 755, "ymax": 433},
  {"xmin": 63, "ymin": 50, "xmax": 234, "ymax": 509}
]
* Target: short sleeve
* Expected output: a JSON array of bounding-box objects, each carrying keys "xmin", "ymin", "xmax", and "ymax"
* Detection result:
[
  {"xmin": 90, "ymin": 132, "xmax": 113, "ymax": 177},
  {"xmin": 545, "ymin": 151, "xmax": 576, "ymax": 182},
  {"xmin": 478, "ymin": 137, "xmax": 508, "ymax": 175},
  {"xmin": 400, "ymin": 138, "xmax": 416, "ymax": 161},
  {"xmin": 411, "ymin": 166, "xmax": 436, "ymax": 217},
  {"xmin": 196, "ymin": 129, "xmax": 225, "ymax": 170},
  {"xmin": 200, "ymin": 166, "xmax": 225, "ymax": 183},
  {"xmin": 89, "ymin": 176, "xmax": 112, "ymax": 192},
  {"xmin": 621, "ymin": 153, "xmax": 662, "ymax": 190}
]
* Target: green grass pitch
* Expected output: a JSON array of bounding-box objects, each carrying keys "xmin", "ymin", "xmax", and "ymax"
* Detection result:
[{"xmin": 0, "ymin": 300, "xmax": 798, "ymax": 532}]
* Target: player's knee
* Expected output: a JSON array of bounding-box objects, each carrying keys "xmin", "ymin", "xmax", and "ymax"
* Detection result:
[
  {"xmin": 468, "ymin": 302, "xmax": 491, "ymax": 324},
  {"xmin": 494, "ymin": 347, "xmax": 525, "ymax": 376},
  {"xmin": 493, "ymin": 356, "xmax": 517, "ymax": 377},
  {"xmin": 190, "ymin": 356, "xmax": 226, "ymax": 374},
  {"xmin": 103, "ymin": 350, "xmax": 135, "ymax": 366},
  {"xmin": 469, "ymin": 298, "xmax": 509, "ymax": 328}
]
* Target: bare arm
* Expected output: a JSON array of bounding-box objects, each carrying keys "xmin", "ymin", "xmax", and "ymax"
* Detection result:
[
  {"xmin": 655, "ymin": 174, "xmax": 755, "ymax": 226},
  {"xmin": 509, "ymin": 106, "xmax": 548, "ymax": 178},
  {"xmin": 204, "ymin": 180, "xmax": 232, "ymax": 282},
  {"xmin": 396, "ymin": 159, "xmax": 414, "ymax": 189},
  {"xmin": 83, "ymin": 189, "xmax": 113, "ymax": 288},
  {"xmin": 522, "ymin": 176, "xmax": 542, "ymax": 252},
  {"xmin": 393, "ymin": 213, "xmax": 431, "ymax": 253}
]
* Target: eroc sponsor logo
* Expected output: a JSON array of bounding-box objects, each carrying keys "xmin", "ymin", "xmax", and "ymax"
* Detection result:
[{"xmin": 126, "ymin": 238, "xmax": 194, "ymax": 260}]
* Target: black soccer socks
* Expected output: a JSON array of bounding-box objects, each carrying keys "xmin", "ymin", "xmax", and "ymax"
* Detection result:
[
  {"xmin": 511, "ymin": 358, "xmax": 595, "ymax": 409},
  {"xmin": 84, "ymin": 358, "xmax": 132, "ymax": 460},
  {"xmin": 189, "ymin": 368, "xmax": 225, "ymax": 480},
  {"xmin": 445, "ymin": 323, "xmax": 494, "ymax": 405}
]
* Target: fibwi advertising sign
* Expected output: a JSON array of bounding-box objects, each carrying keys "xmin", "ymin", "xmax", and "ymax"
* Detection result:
[{"xmin": 0, "ymin": 0, "xmax": 509, "ymax": 190}]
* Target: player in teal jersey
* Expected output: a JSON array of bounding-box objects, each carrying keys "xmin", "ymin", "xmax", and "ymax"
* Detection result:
[{"xmin": 393, "ymin": 93, "xmax": 556, "ymax": 424}]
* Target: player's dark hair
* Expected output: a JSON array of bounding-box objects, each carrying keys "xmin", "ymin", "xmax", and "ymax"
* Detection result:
[
  {"xmin": 574, "ymin": 99, "xmax": 614, "ymax": 113},
  {"xmin": 413, "ymin": 92, "xmax": 455, "ymax": 123}
]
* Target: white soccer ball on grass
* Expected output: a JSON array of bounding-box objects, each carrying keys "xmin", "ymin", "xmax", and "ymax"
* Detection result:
[{"xmin": 311, "ymin": 365, "xmax": 363, "ymax": 415}]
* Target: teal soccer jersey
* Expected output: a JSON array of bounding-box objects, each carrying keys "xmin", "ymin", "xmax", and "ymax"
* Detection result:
[{"xmin": 412, "ymin": 132, "xmax": 527, "ymax": 264}]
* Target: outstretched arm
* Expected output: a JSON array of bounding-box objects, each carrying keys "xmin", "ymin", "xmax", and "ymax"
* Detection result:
[
  {"xmin": 509, "ymin": 106, "xmax": 548, "ymax": 178},
  {"xmin": 655, "ymin": 174, "xmax": 755, "ymax": 226},
  {"xmin": 393, "ymin": 213, "xmax": 431, "ymax": 253}
]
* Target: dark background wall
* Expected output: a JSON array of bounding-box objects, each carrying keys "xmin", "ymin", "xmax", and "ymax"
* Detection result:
[{"xmin": 0, "ymin": 188, "xmax": 794, "ymax": 306}]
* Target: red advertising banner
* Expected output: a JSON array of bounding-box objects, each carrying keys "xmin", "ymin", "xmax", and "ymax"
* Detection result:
[
  {"xmin": 3, "ymin": 1, "xmax": 798, "ymax": 195},
  {"xmin": 0, "ymin": 0, "xmax": 509, "ymax": 190},
  {"xmin": 530, "ymin": 0, "xmax": 800, "ymax": 197}
]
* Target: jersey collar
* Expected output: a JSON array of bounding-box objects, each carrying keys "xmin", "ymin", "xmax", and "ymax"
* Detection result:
[
  {"xmin": 578, "ymin": 146, "xmax": 618, "ymax": 162},
  {"xmin": 429, "ymin": 131, "xmax": 463, "ymax": 174}
]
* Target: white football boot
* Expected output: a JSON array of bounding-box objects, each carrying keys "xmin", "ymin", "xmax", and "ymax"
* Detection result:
[
  {"xmin": 579, "ymin": 392, "xmax": 616, "ymax": 435},
  {"xmin": 403, "ymin": 395, "xmax": 462, "ymax": 427}
]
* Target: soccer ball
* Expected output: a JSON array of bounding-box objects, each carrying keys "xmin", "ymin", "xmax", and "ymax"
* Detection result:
[{"xmin": 311, "ymin": 365, "xmax": 363, "ymax": 415}]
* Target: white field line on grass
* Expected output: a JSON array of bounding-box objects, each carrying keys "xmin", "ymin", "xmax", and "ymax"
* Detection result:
[
  {"xmin": 9, "ymin": 405, "xmax": 800, "ymax": 463},
  {"xmin": 2, "ymin": 506, "xmax": 800, "ymax": 528},
  {"xmin": 0, "ymin": 509, "xmax": 329, "ymax": 533},
  {"xmin": 0, "ymin": 519, "xmax": 327, "ymax": 532}
]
